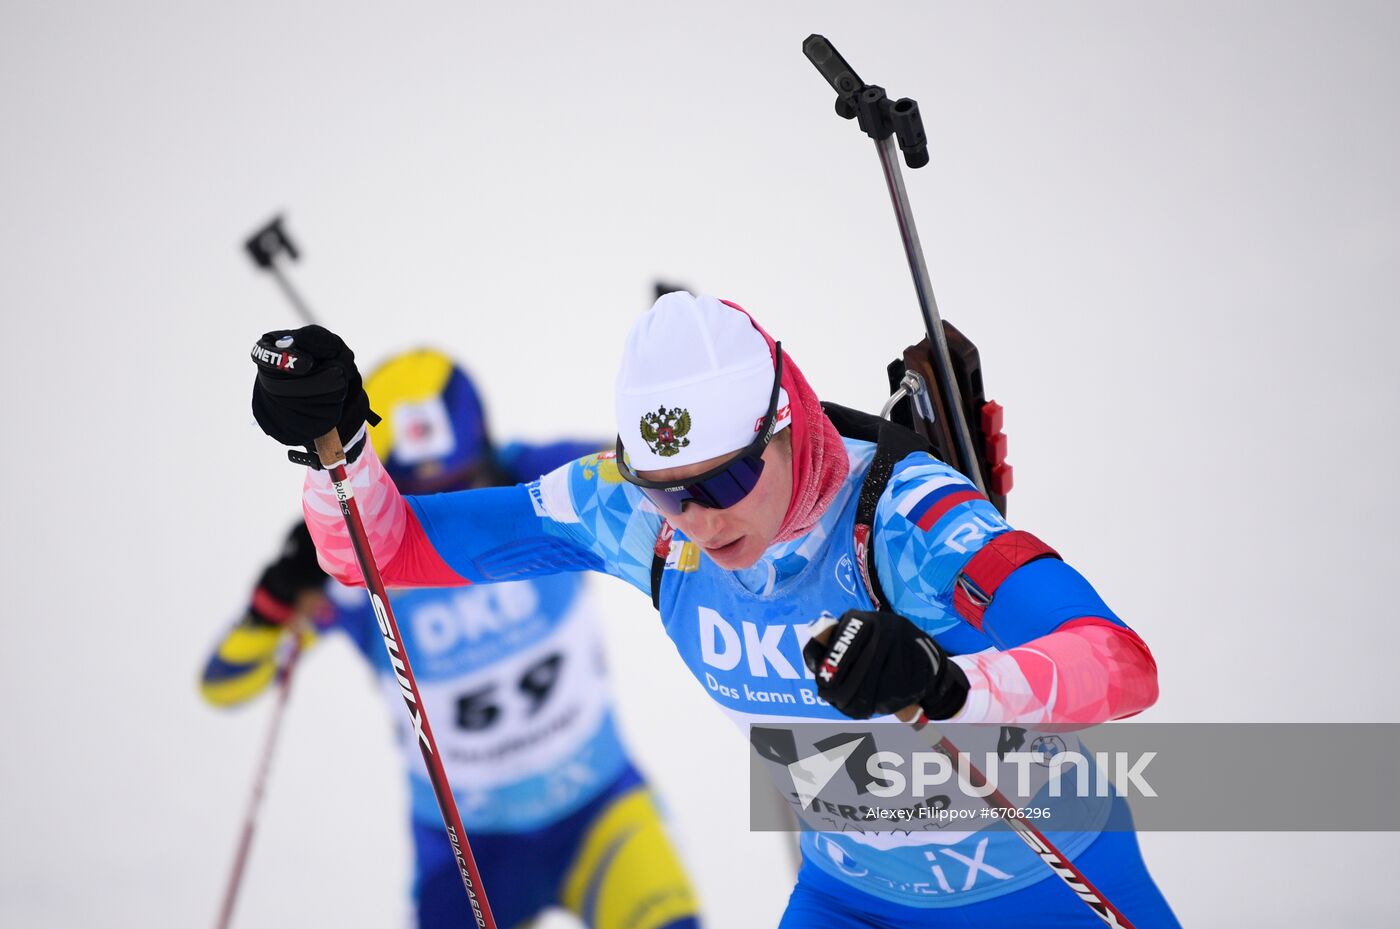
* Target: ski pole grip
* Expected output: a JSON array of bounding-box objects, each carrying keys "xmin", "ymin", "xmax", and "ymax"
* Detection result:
[
  {"xmin": 245, "ymin": 215, "xmax": 298, "ymax": 270},
  {"xmin": 313, "ymin": 429, "xmax": 347, "ymax": 470},
  {"xmin": 806, "ymin": 621, "xmax": 923, "ymax": 723}
]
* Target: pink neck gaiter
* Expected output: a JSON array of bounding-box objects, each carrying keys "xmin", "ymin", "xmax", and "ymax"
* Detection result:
[{"xmin": 720, "ymin": 301, "xmax": 849, "ymax": 543}]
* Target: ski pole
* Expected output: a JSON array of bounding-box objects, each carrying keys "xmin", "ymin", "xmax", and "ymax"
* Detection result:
[
  {"xmin": 905, "ymin": 710, "xmax": 1137, "ymax": 928},
  {"xmin": 214, "ymin": 632, "xmax": 306, "ymax": 929},
  {"xmin": 311, "ymin": 426, "xmax": 497, "ymax": 928},
  {"xmin": 245, "ymin": 215, "xmax": 318, "ymax": 326},
  {"xmin": 243, "ymin": 219, "xmax": 495, "ymax": 924},
  {"xmin": 214, "ymin": 217, "xmax": 321, "ymax": 928}
]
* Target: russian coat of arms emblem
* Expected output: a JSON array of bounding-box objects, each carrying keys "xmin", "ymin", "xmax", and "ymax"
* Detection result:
[{"xmin": 639, "ymin": 406, "xmax": 692, "ymax": 457}]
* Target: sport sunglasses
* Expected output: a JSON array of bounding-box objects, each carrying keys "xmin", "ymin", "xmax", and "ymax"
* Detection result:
[{"xmin": 615, "ymin": 343, "xmax": 785, "ymax": 517}]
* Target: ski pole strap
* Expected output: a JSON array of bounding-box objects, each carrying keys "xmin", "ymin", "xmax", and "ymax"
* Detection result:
[
  {"xmin": 286, "ymin": 414, "xmax": 378, "ymax": 470},
  {"xmin": 951, "ymin": 530, "xmax": 1059, "ymax": 632}
]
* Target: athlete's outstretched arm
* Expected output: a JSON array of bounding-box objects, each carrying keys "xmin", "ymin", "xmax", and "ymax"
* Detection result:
[
  {"xmin": 302, "ymin": 427, "xmax": 472, "ymax": 588},
  {"xmin": 302, "ymin": 436, "xmax": 654, "ymax": 594},
  {"xmin": 876, "ymin": 455, "xmax": 1159, "ymax": 726}
]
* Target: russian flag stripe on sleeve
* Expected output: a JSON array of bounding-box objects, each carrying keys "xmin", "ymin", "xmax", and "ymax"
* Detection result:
[
  {"xmin": 893, "ymin": 474, "xmax": 964, "ymax": 517},
  {"xmin": 908, "ymin": 485, "xmax": 985, "ymax": 531}
]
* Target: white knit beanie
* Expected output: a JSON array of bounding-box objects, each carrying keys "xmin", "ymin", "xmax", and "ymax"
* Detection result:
[{"xmin": 615, "ymin": 293, "xmax": 790, "ymax": 471}]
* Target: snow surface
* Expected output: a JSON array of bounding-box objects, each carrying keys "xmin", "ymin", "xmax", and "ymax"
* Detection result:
[{"xmin": 1, "ymin": 2, "xmax": 1397, "ymax": 926}]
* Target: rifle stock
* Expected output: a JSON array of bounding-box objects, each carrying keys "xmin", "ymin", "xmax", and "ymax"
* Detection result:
[{"xmin": 886, "ymin": 325, "xmax": 1012, "ymax": 517}]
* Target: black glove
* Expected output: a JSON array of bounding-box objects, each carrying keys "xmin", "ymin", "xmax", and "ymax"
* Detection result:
[
  {"xmin": 250, "ymin": 325, "xmax": 375, "ymax": 451},
  {"xmin": 248, "ymin": 522, "xmax": 331, "ymax": 626},
  {"xmin": 802, "ymin": 609, "xmax": 970, "ymax": 720}
]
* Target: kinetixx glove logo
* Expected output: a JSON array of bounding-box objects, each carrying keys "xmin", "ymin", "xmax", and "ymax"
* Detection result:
[
  {"xmin": 818, "ymin": 615, "xmax": 863, "ymax": 683},
  {"xmin": 250, "ymin": 342, "xmax": 301, "ymax": 371}
]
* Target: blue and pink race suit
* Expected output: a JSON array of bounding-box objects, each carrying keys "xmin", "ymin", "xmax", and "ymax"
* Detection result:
[{"xmin": 300, "ymin": 424, "xmax": 1177, "ymax": 926}]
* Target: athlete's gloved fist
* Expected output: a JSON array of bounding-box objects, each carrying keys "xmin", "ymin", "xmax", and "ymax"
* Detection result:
[
  {"xmin": 201, "ymin": 523, "xmax": 330, "ymax": 708},
  {"xmin": 250, "ymin": 522, "xmax": 331, "ymax": 626},
  {"xmin": 802, "ymin": 609, "xmax": 969, "ymax": 721},
  {"xmin": 249, "ymin": 325, "xmax": 375, "ymax": 449}
]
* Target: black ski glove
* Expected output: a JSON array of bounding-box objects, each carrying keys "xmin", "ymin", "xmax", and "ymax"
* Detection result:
[
  {"xmin": 249, "ymin": 325, "xmax": 376, "ymax": 456},
  {"xmin": 248, "ymin": 522, "xmax": 330, "ymax": 627},
  {"xmin": 802, "ymin": 608, "xmax": 970, "ymax": 721}
]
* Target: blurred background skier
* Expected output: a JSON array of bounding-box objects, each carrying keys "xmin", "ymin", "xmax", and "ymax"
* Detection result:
[{"xmin": 202, "ymin": 346, "xmax": 702, "ymax": 929}]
